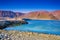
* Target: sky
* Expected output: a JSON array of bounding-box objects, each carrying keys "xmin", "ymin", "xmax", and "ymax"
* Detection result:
[{"xmin": 0, "ymin": 0, "xmax": 60, "ymax": 13}]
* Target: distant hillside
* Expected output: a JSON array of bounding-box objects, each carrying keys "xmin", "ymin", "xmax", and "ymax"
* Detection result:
[
  {"xmin": 51, "ymin": 10, "xmax": 60, "ymax": 20},
  {"xmin": 0, "ymin": 10, "xmax": 24, "ymax": 18},
  {"xmin": 0, "ymin": 10, "xmax": 60, "ymax": 20},
  {"xmin": 21, "ymin": 11, "xmax": 58, "ymax": 20}
]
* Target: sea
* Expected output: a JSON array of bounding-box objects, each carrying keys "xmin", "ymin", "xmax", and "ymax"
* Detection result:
[{"xmin": 4, "ymin": 20, "xmax": 60, "ymax": 35}]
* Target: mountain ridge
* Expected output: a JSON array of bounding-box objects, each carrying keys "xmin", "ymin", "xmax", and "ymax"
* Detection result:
[{"xmin": 0, "ymin": 10, "xmax": 60, "ymax": 20}]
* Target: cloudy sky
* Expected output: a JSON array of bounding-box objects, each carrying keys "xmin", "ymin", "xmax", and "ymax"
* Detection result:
[{"xmin": 0, "ymin": 0, "xmax": 60, "ymax": 13}]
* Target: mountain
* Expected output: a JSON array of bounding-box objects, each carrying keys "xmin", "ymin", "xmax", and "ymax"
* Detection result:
[
  {"xmin": 0, "ymin": 10, "xmax": 24, "ymax": 18},
  {"xmin": 22, "ymin": 11, "xmax": 58, "ymax": 20},
  {"xmin": 51, "ymin": 10, "xmax": 60, "ymax": 20},
  {"xmin": 0, "ymin": 10, "xmax": 60, "ymax": 20}
]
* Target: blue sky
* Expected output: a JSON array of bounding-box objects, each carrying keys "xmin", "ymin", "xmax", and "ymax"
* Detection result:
[{"xmin": 0, "ymin": 0, "xmax": 60, "ymax": 13}]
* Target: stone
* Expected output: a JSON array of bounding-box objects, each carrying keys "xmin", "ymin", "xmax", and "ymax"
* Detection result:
[{"xmin": 0, "ymin": 20, "xmax": 28, "ymax": 29}]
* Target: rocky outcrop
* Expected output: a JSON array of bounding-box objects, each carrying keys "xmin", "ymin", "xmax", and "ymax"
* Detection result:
[{"xmin": 0, "ymin": 20, "xmax": 28, "ymax": 29}]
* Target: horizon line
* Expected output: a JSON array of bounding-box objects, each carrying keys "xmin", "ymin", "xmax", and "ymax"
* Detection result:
[{"xmin": 0, "ymin": 9, "xmax": 60, "ymax": 13}]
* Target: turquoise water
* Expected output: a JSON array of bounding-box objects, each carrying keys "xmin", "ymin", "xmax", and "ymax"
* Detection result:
[{"xmin": 4, "ymin": 20, "xmax": 60, "ymax": 35}]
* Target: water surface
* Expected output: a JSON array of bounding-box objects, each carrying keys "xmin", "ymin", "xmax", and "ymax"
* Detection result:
[{"xmin": 4, "ymin": 20, "xmax": 60, "ymax": 35}]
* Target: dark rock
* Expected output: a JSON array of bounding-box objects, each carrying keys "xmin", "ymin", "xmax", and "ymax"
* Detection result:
[
  {"xmin": 22, "ymin": 18, "xmax": 31, "ymax": 21},
  {"xmin": 20, "ymin": 20, "xmax": 28, "ymax": 24},
  {"xmin": 0, "ymin": 20, "xmax": 28, "ymax": 29}
]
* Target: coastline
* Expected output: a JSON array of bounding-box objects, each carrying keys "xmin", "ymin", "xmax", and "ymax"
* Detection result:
[
  {"xmin": 0, "ymin": 30, "xmax": 60, "ymax": 40},
  {"xmin": 28, "ymin": 18, "xmax": 59, "ymax": 20}
]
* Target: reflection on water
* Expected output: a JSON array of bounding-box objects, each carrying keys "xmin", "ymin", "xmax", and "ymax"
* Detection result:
[{"xmin": 4, "ymin": 20, "xmax": 60, "ymax": 35}]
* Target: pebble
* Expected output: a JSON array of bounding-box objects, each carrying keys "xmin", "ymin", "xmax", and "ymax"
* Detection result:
[
  {"xmin": 0, "ymin": 30, "xmax": 60, "ymax": 40},
  {"xmin": 0, "ymin": 33, "xmax": 11, "ymax": 40}
]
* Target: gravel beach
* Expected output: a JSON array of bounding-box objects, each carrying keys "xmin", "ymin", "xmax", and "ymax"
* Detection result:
[{"xmin": 0, "ymin": 30, "xmax": 60, "ymax": 40}]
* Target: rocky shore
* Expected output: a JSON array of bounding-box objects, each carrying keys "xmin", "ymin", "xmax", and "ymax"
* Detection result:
[
  {"xmin": 0, "ymin": 30, "xmax": 60, "ymax": 40},
  {"xmin": 0, "ymin": 20, "xmax": 28, "ymax": 29}
]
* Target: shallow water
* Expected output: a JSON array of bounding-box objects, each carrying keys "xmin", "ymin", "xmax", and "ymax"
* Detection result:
[{"xmin": 4, "ymin": 20, "xmax": 60, "ymax": 35}]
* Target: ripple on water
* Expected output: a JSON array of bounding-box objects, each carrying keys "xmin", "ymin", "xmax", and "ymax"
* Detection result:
[{"xmin": 4, "ymin": 20, "xmax": 60, "ymax": 35}]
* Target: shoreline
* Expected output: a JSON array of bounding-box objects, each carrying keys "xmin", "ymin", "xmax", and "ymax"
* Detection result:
[
  {"xmin": 25, "ymin": 18, "xmax": 57, "ymax": 20},
  {"xmin": 0, "ymin": 30, "xmax": 60, "ymax": 40}
]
